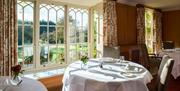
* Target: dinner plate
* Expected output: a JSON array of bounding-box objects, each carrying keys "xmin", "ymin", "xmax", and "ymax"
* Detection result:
[
  {"xmin": 121, "ymin": 64, "xmax": 143, "ymax": 73},
  {"xmin": 121, "ymin": 72, "xmax": 137, "ymax": 78}
]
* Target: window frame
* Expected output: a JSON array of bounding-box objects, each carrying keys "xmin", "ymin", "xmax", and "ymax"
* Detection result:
[
  {"xmin": 68, "ymin": 7, "xmax": 89, "ymax": 63},
  {"xmin": 17, "ymin": 0, "xmax": 93, "ymax": 73},
  {"xmin": 17, "ymin": 1, "xmax": 34, "ymax": 69},
  {"xmin": 38, "ymin": 3, "xmax": 66, "ymax": 67},
  {"xmin": 91, "ymin": 4, "xmax": 104, "ymax": 58}
]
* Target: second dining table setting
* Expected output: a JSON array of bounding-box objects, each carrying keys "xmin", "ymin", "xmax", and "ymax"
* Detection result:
[
  {"xmin": 62, "ymin": 57, "xmax": 153, "ymax": 91},
  {"xmin": 0, "ymin": 76, "xmax": 47, "ymax": 91},
  {"xmin": 159, "ymin": 48, "xmax": 180, "ymax": 79}
]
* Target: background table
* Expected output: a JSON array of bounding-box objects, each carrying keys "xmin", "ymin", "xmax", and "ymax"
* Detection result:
[
  {"xmin": 62, "ymin": 59, "xmax": 153, "ymax": 91},
  {"xmin": 0, "ymin": 76, "xmax": 47, "ymax": 91},
  {"xmin": 159, "ymin": 50, "xmax": 180, "ymax": 79}
]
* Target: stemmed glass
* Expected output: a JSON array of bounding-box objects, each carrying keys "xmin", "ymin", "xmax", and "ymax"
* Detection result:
[
  {"xmin": 99, "ymin": 58, "xmax": 104, "ymax": 68},
  {"xmin": 118, "ymin": 56, "xmax": 125, "ymax": 63}
]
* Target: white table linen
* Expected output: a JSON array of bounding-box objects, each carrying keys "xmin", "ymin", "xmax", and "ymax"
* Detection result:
[
  {"xmin": 62, "ymin": 59, "xmax": 153, "ymax": 91},
  {"xmin": 0, "ymin": 76, "xmax": 47, "ymax": 91},
  {"xmin": 159, "ymin": 50, "xmax": 180, "ymax": 79}
]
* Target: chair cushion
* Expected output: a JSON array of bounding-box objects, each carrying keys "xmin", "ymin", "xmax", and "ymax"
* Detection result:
[
  {"xmin": 160, "ymin": 59, "xmax": 172, "ymax": 84},
  {"xmin": 158, "ymin": 55, "xmax": 170, "ymax": 75}
]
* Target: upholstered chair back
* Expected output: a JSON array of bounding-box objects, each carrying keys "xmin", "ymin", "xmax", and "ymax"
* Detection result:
[
  {"xmin": 158, "ymin": 55, "xmax": 170, "ymax": 75},
  {"xmin": 157, "ymin": 55, "xmax": 174, "ymax": 91},
  {"xmin": 129, "ymin": 44, "xmax": 149, "ymax": 69},
  {"xmin": 103, "ymin": 46, "xmax": 120, "ymax": 59},
  {"xmin": 162, "ymin": 41, "xmax": 175, "ymax": 49}
]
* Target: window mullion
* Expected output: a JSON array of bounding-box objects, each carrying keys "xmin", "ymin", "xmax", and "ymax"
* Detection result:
[
  {"xmin": 89, "ymin": 8, "xmax": 93, "ymax": 58},
  {"xmin": 81, "ymin": 12, "xmax": 83, "ymax": 54},
  {"xmin": 56, "ymin": 10, "xmax": 58, "ymax": 53},
  {"xmin": 34, "ymin": 0, "xmax": 40, "ymax": 69},
  {"xmin": 64, "ymin": 5, "xmax": 69, "ymax": 64},
  {"xmin": 22, "ymin": 7, "xmax": 25, "ymax": 67},
  {"xmin": 47, "ymin": 9, "xmax": 50, "ymax": 64},
  {"xmin": 75, "ymin": 12, "xmax": 78, "ymax": 60}
]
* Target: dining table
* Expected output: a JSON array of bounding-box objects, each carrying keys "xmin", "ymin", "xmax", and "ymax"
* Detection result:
[
  {"xmin": 62, "ymin": 58, "xmax": 153, "ymax": 91},
  {"xmin": 159, "ymin": 49, "xmax": 180, "ymax": 79},
  {"xmin": 0, "ymin": 76, "xmax": 47, "ymax": 91}
]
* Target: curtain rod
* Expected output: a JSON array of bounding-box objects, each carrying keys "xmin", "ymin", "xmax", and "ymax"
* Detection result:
[{"xmin": 136, "ymin": 4, "xmax": 161, "ymax": 12}]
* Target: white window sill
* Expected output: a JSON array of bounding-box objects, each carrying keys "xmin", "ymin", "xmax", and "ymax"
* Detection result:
[{"xmin": 24, "ymin": 68, "xmax": 65, "ymax": 80}]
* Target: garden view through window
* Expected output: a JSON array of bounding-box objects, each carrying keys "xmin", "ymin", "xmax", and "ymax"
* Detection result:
[
  {"xmin": 17, "ymin": 1, "xmax": 34, "ymax": 68},
  {"xmin": 93, "ymin": 10, "xmax": 103, "ymax": 58},
  {"xmin": 145, "ymin": 8, "xmax": 154, "ymax": 53},
  {"xmin": 39, "ymin": 4, "xmax": 65, "ymax": 65},
  {"xmin": 68, "ymin": 8, "xmax": 88, "ymax": 63},
  {"xmin": 17, "ymin": 0, "xmax": 94, "ymax": 71}
]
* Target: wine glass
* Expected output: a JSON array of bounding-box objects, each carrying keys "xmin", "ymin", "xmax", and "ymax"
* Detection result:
[
  {"xmin": 99, "ymin": 58, "xmax": 103, "ymax": 68},
  {"xmin": 119, "ymin": 56, "xmax": 125, "ymax": 63}
]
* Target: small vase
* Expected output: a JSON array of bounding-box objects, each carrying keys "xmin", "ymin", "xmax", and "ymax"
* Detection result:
[
  {"xmin": 10, "ymin": 76, "xmax": 22, "ymax": 86},
  {"xmin": 81, "ymin": 62, "xmax": 88, "ymax": 70}
]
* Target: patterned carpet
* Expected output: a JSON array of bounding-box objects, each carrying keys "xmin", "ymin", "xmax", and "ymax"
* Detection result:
[
  {"xmin": 167, "ymin": 76, "xmax": 180, "ymax": 91},
  {"xmin": 38, "ymin": 75, "xmax": 180, "ymax": 91}
]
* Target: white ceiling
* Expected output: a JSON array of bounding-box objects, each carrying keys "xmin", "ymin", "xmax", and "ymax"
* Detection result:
[
  {"xmin": 50, "ymin": 0, "xmax": 180, "ymax": 11},
  {"xmin": 51, "ymin": 0, "xmax": 102, "ymax": 7},
  {"xmin": 117, "ymin": 0, "xmax": 180, "ymax": 11}
]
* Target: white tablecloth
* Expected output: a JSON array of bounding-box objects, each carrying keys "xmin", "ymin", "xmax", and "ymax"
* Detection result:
[
  {"xmin": 0, "ymin": 76, "xmax": 47, "ymax": 91},
  {"xmin": 62, "ymin": 59, "xmax": 153, "ymax": 91},
  {"xmin": 159, "ymin": 50, "xmax": 180, "ymax": 79}
]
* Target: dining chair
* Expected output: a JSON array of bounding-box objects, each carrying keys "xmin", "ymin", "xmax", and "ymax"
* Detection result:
[
  {"xmin": 148, "ymin": 55, "xmax": 174, "ymax": 91},
  {"xmin": 103, "ymin": 46, "xmax": 120, "ymax": 59},
  {"xmin": 129, "ymin": 44, "xmax": 162, "ymax": 76},
  {"xmin": 129, "ymin": 45, "xmax": 149, "ymax": 68},
  {"xmin": 162, "ymin": 41, "xmax": 175, "ymax": 49}
]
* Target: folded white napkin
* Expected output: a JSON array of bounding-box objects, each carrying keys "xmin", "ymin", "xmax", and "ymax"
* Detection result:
[{"xmin": 100, "ymin": 57, "xmax": 116, "ymax": 63}]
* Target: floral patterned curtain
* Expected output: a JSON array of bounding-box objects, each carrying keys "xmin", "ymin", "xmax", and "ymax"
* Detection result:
[
  {"xmin": 136, "ymin": 5, "xmax": 145, "ymax": 44},
  {"xmin": 0, "ymin": 0, "xmax": 17, "ymax": 76},
  {"xmin": 153, "ymin": 10, "xmax": 162, "ymax": 53},
  {"xmin": 103, "ymin": 0, "xmax": 118, "ymax": 46}
]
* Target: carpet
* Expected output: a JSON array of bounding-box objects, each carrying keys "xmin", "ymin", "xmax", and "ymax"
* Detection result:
[
  {"xmin": 167, "ymin": 76, "xmax": 180, "ymax": 91},
  {"xmin": 38, "ymin": 74, "xmax": 180, "ymax": 91}
]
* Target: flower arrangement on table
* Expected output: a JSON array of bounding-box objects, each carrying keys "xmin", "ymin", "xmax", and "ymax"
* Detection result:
[
  {"xmin": 11, "ymin": 65, "xmax": 24, "ymax": 80},
  {"xmin": 80, "ymin": 55, "xmax": 89, "ymax": 64}
]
